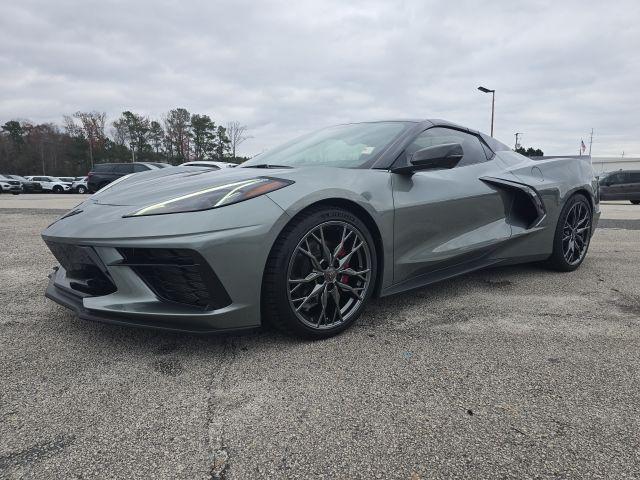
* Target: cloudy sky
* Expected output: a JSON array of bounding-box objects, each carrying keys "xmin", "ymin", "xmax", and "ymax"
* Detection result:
[{"xmin": 1, "ymin": 0, "xmax": 639, "ymax": 157}]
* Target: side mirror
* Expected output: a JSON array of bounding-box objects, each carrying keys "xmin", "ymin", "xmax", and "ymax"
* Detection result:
[{"xmin": 392, "ymin": 143, "xmax": 464, "ymax": 174}]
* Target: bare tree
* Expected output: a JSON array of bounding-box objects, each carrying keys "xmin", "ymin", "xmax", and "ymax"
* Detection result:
[
  {"xmin": 66, "ymin": 111, "xmax": 106, "ymax": 168},
  {"xmin": 226, "ymin": 121, "xmax": 250, "ymax": 161}
]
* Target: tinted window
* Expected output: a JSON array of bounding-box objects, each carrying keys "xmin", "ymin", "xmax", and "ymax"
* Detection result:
[
  {"xmin": 405, "ymin": 127, "xmax": 488, "ymax": 167},
  {"xmin": 628, "ymin": 172, "xmax": 640, "ymax": 183},
  {"xmin": 133, "ymin": 163, "xmax": 150, "ymax": 172},
  {"xmin": 92, "ymin": 163, "xmax": 114, "ymax": 172},
  {"xmin": 112, "ymin": 164, "xmax": 132, "ymax": 174}
]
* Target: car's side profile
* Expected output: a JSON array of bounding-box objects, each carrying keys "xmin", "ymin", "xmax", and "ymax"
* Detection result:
[
  {"xmin": 43, "ymin": 120, "xmax": 600, "ymax": 338},
  {"xmin": 599, "ymin": 170, "xmax": 640, "ymax": 204},
  {"xmin": 6, "ymin": 175, "xmax": 42, "ymax": 193},
  {"xmin": 25, "ymin": 176, "xmax": 71, "ymax": 193}
]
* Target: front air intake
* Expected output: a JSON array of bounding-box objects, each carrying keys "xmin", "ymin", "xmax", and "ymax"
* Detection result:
[{"xmin": 117, "ymin": 248, "xmax": 231, "ymax": 311}]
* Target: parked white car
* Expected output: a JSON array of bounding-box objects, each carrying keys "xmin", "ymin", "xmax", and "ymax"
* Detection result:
[
  {"xmin": 71, "ymin": 176, "xmax": 89, "ymax": 194},
  {"xmin": 25, "ymin": 176, "xmax": 73, "ymax": 193},
  {"xmin": 179, "ymin": 161, "xmax": 236, "ymax": 169},
  {"xmin": 0, "ymin": 174, "xmax": 22, "ymax": 194}
]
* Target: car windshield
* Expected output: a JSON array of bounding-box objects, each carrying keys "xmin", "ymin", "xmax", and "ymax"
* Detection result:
[{"xmin": 242, "ymin": 121, "xmax": 412, "ymax": 168}]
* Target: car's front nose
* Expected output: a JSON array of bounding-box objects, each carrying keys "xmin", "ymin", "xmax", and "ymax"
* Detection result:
[{"xmin": 42, "ymin": 195, "xmax": 289, "ymax": 332}]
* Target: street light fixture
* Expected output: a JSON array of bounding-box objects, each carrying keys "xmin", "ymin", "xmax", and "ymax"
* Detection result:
[{"xmin": 477, "ymin": 86, "xmax": 495, "ymax": 137}]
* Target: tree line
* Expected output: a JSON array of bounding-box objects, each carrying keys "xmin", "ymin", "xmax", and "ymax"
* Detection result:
[{"xmin": 0, "ymin": 108, "xmax": 251, "ymax": 176}]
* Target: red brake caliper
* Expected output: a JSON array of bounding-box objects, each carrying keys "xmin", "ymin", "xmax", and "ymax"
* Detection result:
[{"xmin": 337, "ymin": 247, "xmax": 349, "ymax": 284}]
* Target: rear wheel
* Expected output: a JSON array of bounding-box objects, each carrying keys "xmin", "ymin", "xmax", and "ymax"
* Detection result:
[
  {"xmin": 631, "ymin": 200, "xmax": 640, "ymax": 205},
  {"xmin": 263, "ymin": 207, "xmax": 377, "ymax": 338},
  {"xmin": 77, "ymin": 185, "xmax": 87, "ymax": 194},
  {"xmin": 546, "ymin": 194, "xmax": 592, "ymax": 271}
]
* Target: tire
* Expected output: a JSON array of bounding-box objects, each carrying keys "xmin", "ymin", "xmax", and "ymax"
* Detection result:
[
  {"xmin": 77, "ymin": 185, "xmax": 87, "ymax": 194},
  {"xmin": 631, "ymin": 200, "xmax": 640, "ymax": 205},
  {"xmin": 546, "ymin": 193, "xmax": 593, "ymax": 272},
  {"xmin": 263, "ymin": 206, "xmax": 378, "ymax": 338},
  {"xmin": 52, "ymin": 185, "xmax": 63, "ymax": 193}
]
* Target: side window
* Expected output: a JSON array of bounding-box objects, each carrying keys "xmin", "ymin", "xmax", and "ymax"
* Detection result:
[
  {"xmin": 405, "ymin": 127, "xmax": 489, "ymax": 168},
  {"xmin": 629, "ymin": 172, "xmax": 640, "ymax": 183},
  {"xmin": 133, "ymin": 164, "xmax": 149, "ymax": 172},
  {"xmin": 114, "ymin": 164, "xmax": 134, "ymax": 174}
]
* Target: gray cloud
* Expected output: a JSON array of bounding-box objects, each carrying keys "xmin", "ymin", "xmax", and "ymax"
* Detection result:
[{"xmin": 0, "ymin": 0, "xmax": 638, "ymax": 156}]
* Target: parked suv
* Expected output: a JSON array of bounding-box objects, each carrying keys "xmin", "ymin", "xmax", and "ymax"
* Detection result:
[
  {"xmin": 599, "ymin": 170, "xmax": 640, "ymax": 204},
  {"xmin": 5, "ymin": 175, "xmax": 42, "ymax": 192},
  {"xmin": 87, "ymin": 162, "xmax": 170, "ymax": 193},
  {"xmin": 71, "ymin": 176, "xmax": 88, "ymax": 194},
  {"xmin": 25, "ymin": 176, "xmax": 72, "ymax": 193},
  {"xmin": 0, "ymin": 174, "xmax": 22, "ymax": 194}
]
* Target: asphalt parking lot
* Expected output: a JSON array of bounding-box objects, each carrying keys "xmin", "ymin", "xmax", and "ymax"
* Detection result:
[{"xmin": 1, "ymin": 196, "xmax": 640, "ymax": 479}]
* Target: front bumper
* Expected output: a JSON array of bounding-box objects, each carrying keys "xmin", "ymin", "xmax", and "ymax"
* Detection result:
[
  {"xmin": 45, "ymin": 267, "xmax": 256, "ymax": 333},
  {"xmin": 42, "ymin": 195, "xmax": 290, "ymax": 333}
]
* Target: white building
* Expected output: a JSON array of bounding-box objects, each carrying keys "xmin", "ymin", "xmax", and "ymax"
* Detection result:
[
  {"xmin": 534, "ymin": 155, "xmax": 640, "ymax": 175},
  {"xmin": 590, "ymin": 156, "xmax": 640, "ymax": 175}
]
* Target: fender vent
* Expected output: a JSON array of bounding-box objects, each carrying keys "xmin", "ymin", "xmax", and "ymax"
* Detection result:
[{"xmin": 480, "ymin": 176, "xmax": 546, "ymax": 229}]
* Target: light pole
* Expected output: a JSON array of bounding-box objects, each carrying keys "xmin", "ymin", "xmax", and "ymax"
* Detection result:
[
  {"xmin": 478, "ymin": 86, "xmax": 495, "ymax": 137},
  {"xmin": 514, "ymin": 132, "xmax": 523, "ymax": 150}
]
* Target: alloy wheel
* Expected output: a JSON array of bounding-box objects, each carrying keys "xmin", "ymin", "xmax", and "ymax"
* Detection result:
[
  {"xmin": 287, "ymin": 220, "xmax": 372, "ymax": 330},
  {"xmin": 562, "ymin": 201, "xmax": 591, "ymax": 265}
]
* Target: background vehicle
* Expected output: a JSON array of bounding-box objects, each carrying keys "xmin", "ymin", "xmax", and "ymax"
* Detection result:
[
  {"xmin": 87, "ymin": 162, "xmax": 170, "ymax": 193},
  {"xmin": 179, "ymin": 161, "xmax": 236, "ymax": 169},
  {"xmin": 5, "ymin": 175, "xmax": 42, "ymax": 193},
  {"xmin": 25, "ymin": 176, "xmax": 72, "ymax": 193},
  {"xmin": 5, "ymin": 175, "xmax": 42, "ymax": 192},
  {"xmin": 43, "ymin": 119, "xmax": 599, "ymax": 339},
  {"xmin": 599, "ymin": 170, "xmax": 640, "ymax": 204},
  {"xmin": 0, "ymin": 174, "xmax": 22, "ymax": 194},
  {"xmin": 71, "ymin": 177, "xmax": 88, "ymax": 194}
]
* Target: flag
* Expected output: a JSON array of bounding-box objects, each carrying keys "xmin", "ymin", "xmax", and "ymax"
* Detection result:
[{"xmin": 581, "ymin": 140, "xmax": 586, "ymax": 153}]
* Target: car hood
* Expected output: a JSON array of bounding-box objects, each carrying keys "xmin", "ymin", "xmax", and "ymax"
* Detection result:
[{"xmin": 90, "ymin": 166, "xmax": 296, "ymax": 207}]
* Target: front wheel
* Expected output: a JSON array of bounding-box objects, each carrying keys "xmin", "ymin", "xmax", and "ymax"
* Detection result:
[
  {"xmin": 52, "ymin": 185, "xmax": 63, "ymax": 193},
  {"xmin": 263, "ymin": 207, "xmax": 377, "ymax": 338},
  {"xmin": 631, "ymin": 200, "xmax": 640, "ymax": 205},
  {"xmin": 546, "ymin": 193, "xmax": 593, "ymax": 271},
  {"xmin": 77, "ymin": 185, "xmax": 87, "ymax": 194}
]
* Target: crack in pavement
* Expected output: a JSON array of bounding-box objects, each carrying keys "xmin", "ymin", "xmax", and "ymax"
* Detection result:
[{"xmin": 206, "ymin": 337, "xmax": 241, "ymax": 479}]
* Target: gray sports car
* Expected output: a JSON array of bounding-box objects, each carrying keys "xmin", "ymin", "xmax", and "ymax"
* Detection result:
[{"xmin": 43, "ymin": 119, "xmax": 600, "ymax": 337}]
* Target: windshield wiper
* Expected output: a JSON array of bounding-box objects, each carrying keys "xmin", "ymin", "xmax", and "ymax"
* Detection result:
[{"xmin": 243, "ymin": 164, "xmax": 293, "ymax": 169}]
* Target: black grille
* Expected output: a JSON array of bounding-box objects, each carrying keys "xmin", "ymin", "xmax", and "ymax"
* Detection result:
[
  {"xmin": 118, "ymin": 248, "xmax": 231, "ymax": 310},
  {"xmin": 45, "ymin": 241, "xmax": 117, "ymax": 296},
  {"xmin": 8, "ymin": 180, "xmax": 20, "ymax": 186}
]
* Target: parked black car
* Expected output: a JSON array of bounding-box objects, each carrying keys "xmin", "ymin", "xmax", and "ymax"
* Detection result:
[
  {"xmin": 87, "ymin": 162, "xmax": 170, "ymax": 193},
  {"xmin": 599, "ymin": 170, "xmax": 640, "ymax": 204},
  {"xmin": 5, "ymin": 175, "xmax": 43, "ymax": 192}
]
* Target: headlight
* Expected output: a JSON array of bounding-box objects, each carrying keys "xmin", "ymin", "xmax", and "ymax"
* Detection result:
[{"xmin": 125, "ymin": 177, "xmax": 293, "ymax": 217}]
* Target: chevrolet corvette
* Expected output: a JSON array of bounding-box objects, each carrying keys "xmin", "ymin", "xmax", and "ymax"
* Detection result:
[{"xmin": 43, "ymin": 119, "xmax": 600, "ymax": 337}]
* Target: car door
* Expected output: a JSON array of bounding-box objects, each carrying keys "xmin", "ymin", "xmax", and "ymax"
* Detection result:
[
  {"xmin": 603, "ymin": 172, "xmax": 627, "ymax": 199},
  {"xmin": 34, "ymin": 177, "xmax": 50, "ymax": 190},
  {"xmin": 391, "ymin": 127, "xmax": 512, "ymax": 286},
  {"xmin": 625, "ymin": 172, "xmax": 640, "ymax": 199}
]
